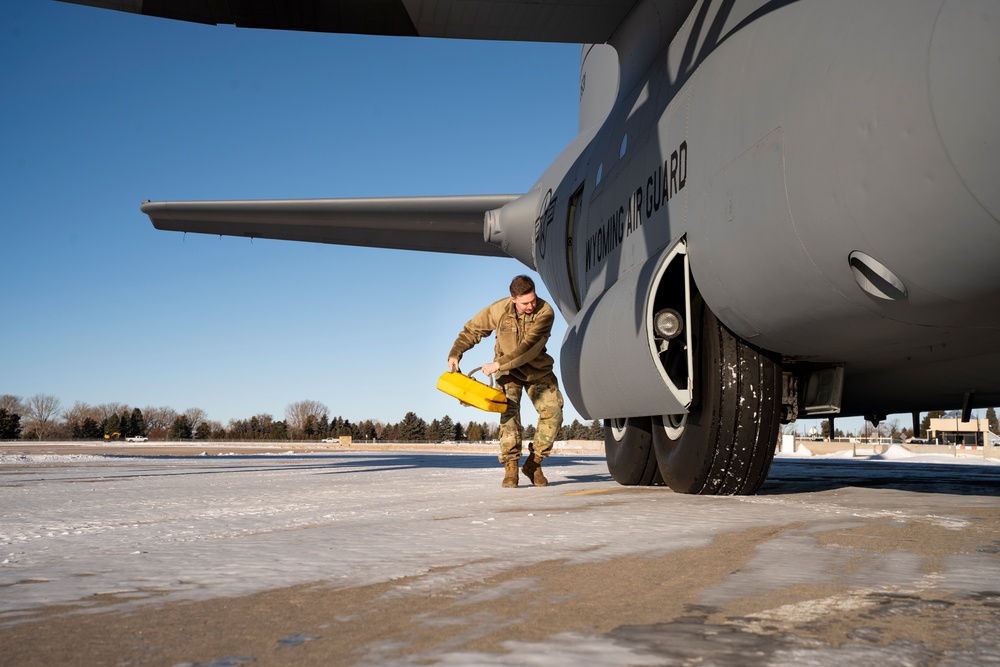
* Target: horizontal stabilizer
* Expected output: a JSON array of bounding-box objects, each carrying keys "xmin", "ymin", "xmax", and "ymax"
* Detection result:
[{"xmin": 141, "ymin": 195, "xmax": 520, "ymax": 257}]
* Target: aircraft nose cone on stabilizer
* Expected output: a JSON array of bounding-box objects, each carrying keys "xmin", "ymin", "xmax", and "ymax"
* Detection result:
[{"xmin": 929, "ymin": 0, "xmax": 1000, "ymax": 223}]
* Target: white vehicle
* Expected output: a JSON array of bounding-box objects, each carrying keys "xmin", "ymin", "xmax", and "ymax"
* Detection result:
[{"xmin": 125, "ymin": 436, "xmax": 148, "ymax": 443}]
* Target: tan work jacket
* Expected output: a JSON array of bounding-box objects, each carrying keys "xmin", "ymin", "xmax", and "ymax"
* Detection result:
[{"xmin": 449, "ymin": 297, "xmax": 556, "ymax": 383}]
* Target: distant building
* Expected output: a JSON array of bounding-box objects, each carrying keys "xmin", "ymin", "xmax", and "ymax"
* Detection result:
[{"xmin": 927, "ymin": 417, "xmax": 992, "ymax": 446}]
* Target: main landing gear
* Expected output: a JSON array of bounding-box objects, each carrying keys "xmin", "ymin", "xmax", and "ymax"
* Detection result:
[{"xmin": 604, "ymin": 297, "xmax": 782, "ymax": 495}]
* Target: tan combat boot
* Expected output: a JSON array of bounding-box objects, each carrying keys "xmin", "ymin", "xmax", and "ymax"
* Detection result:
[
  {"xmin": 502, "ymin": 459, "xmax": 519, "ymax": 488},
  {"xmin": 521, "ymin": 445, "xmax": 548, "ymax": 487}
]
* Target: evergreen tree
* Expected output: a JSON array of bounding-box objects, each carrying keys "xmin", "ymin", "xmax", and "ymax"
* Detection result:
[
  {"xmin": 589, "ymin": 420, "xmax": 604, "ymax": 440},
  {"xmin": 357, "ymin": 420, "xmax": 377, "ymax": 441},
  {"xmin": 427, "ymin": 419, "xmax": 443, "ymax": 442},
  {"xmin": 129, "ymin": 408, "xmax": 145, "ymax": 438},
  {"xmin": 0, "ymin": 408, "xmax": 22, "ymax": 440},
  {"xmin": 270, "ymin": 421, "xmax": 289, "ymax": 440},
  {"xmin": 303, "ymin": 414, "xmax": 318, "ymax": 438},
  {"xmin": 170, "ymin": 415, "xmax": 193, "ymax": 440},
  {"xmin": 399, "ymin": 412, "xmax": 427, "ymax": 441},
  {"xmin": 454, "ymin": 421, "xmax": 465, "ymax": 441},
  {"xmin": 119, "ymin": 411, "xmax": 132, "ymax": 437},
  {"xmin": 567, "ymin": 419, "xmax": 587, "ymax": 439},
  {"xmin": 104, "ymin": 413, "xmax": 121, "ymax": 439},
  {"xmin": 383, "ymin": 422, "xmax": 401, "ymax": 442},
  {"xmin": 988, "ymin": 407, "xmax": 999, "ymax": 434},
  {"xmin": 466, "ymin": 422, "xmax": 483, "ymax": 442},
  {"xmin": 245, "ymin": 414, "xmax": 274, "ymax": 439},
  {"xmin": 80, "ymin": 417, "xmax": 104, "ymax": 440},
  {"xmin": 440, "ymin": 415, "xmax": 456, "ymax": 441}
]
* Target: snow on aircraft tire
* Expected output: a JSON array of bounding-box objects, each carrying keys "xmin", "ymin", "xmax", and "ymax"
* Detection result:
[
  {"xmin": 652, "ymin": 300, "xmax": 781, "ymax": 495},
  {"xmin": 603, "ymin": 417, "xmax": 663, "ymax": 486}
]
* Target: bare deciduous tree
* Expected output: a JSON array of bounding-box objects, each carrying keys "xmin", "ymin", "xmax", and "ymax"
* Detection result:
[
  {"xmin": 142, "ymin": 406, "xmax": 178, "ymax": 440},
  {"xmin": 23, "ymin": 394, "xmax": 62, "ymax": 440},
  {"xmin": 63, "ymin": 402, "xmax": 102, "ymax": 437},
  {"xmin": 285, "ymin": 400, "xmax": 329, "ymax": 437},
  {"xmin": 0, "ymin": 395, "xmax": 25, "ymax": 415},
  {"xmin": 63, "ymin": 401, "xmax": 99, "ymax": 424},
  {"xmin": 96, "ymin": 403, "xmax": 127, "ymax": 424},
  {"xmin": 184, "ymin": 407, "xmax": 207, "ymax": 434}
]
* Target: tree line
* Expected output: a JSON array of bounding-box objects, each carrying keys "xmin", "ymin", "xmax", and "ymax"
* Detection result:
[
  {"xmin": 0, "ymin": 394, "xmax": 605, "ymax": 443},
  {"xmin": 12, "ymin": 393, "xmax": 991, "ymax": 444}
]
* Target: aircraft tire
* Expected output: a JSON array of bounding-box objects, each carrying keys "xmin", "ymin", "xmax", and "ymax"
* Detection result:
[
  {"xmin": 652, "ymin": 299, "xmax": 781, "ymax": 495},
  {"xmin": 603, "ymin": 417, "xmax": 663, "ymax": 486}
]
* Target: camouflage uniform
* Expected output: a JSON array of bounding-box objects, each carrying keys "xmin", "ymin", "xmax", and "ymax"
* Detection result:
[{"xmin": 449, "ymin": 296, "xmax": 564, "ymax": 463}]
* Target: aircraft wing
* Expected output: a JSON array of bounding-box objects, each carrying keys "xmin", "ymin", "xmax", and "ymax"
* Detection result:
[
  {"xmin": 59, "ymin": 0, "xmax": 638, "ymax": 44},
  {"xmin": 141, "ymin": 195, "xmax": 519, "ymax": 257}
]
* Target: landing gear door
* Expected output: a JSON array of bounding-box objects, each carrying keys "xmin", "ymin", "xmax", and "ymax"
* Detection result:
[
  {"xmin": 646, "ymin": 238, "xmax": 693, "ymax": 410},
  {"xmin": 561, "ymin": 236, "xmax": 691, "ymax": 419}
]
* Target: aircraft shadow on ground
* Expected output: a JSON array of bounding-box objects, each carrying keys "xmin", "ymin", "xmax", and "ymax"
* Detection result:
[
  {"xmin": 101, "ymin": 453, "xmax": 1000, "ymax": 497},
  {"xmin": 100, "ymin": 452, "xmax": 611, "ymax": 483},
  {"xmin": 759, "ymin": 458, "xmax": 1000, "ymax": 497}
]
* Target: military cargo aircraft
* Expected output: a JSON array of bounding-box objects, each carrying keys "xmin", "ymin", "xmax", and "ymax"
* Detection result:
[{"xmin": 60, "ymin": 0, "xmax": 1000, "ymax": 494}]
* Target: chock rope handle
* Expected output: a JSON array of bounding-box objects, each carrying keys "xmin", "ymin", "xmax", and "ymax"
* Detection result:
[{"xmin": 468, "ymin": 366, "xmax": 497, "ymax": 388}]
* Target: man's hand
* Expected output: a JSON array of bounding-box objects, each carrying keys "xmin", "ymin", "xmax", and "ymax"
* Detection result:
[
  {"xmin": 482, "ymin": 361, "xmax": 500, "ymax": 376},
  {"xmin": 448, "ymin": 357, "xmax": 460, "ymax": 372}
]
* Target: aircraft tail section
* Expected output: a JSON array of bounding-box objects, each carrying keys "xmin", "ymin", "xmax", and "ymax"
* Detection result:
[{"xmin": 141, "ymin": 195, "xmax": 519, "ymax": 257}]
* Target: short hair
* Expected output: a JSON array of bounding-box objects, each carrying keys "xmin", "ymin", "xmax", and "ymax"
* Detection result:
[{"xmin": 509, "ymin": 275, "xmax": 535, "ymax": 297}]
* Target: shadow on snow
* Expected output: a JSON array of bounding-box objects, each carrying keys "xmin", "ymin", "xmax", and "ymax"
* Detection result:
[
  {"xmin": 85, "ymin": 451, "xmax": 1000, "ymax": 497},
  {"xmin": 761, "ymin": 457, "xmax": 1000, "ymax": 498}
]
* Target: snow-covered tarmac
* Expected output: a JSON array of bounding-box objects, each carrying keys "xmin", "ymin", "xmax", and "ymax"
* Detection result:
[{"xmin": 2, "ymin": 443, "xmax": 999, "ymax": 666}]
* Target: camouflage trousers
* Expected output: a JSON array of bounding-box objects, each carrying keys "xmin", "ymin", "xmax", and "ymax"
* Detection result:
[{"xmin": 497, "ymin": 372, "xmax": 564, "ymax": 463}]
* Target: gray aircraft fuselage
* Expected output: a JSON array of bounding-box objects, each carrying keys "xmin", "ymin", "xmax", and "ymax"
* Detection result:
[{"xmin": 494, "ymin": 0, "xmax": 1000, "ymax": 420}]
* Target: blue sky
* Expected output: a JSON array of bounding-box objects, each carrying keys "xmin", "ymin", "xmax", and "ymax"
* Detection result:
[{"xmin": 2, "ymin": 0, "xmax": 587, "ymax": 427}]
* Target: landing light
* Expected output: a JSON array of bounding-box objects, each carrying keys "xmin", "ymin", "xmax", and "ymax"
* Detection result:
[{"xmin": 654, "ymin": 309, "xmax": 683, "ymax": 339}]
